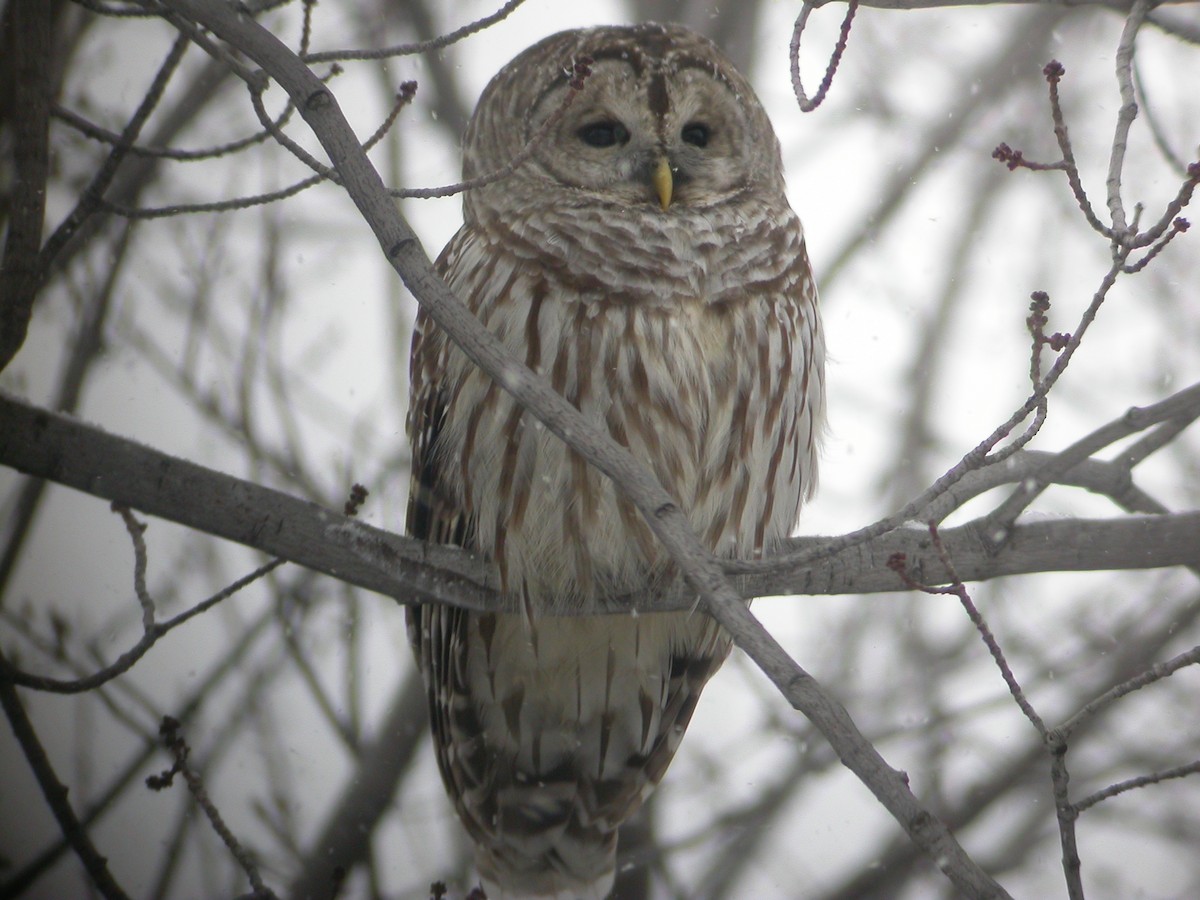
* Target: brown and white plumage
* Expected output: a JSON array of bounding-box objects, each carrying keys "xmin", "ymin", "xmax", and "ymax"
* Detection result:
[{"xmin": 406, "ymin": 24, "xmax": 824, "ymax": 899}]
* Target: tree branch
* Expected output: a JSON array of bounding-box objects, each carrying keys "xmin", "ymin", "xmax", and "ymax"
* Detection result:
[
  {"xmin": 0, "ymin": 0, "xmax": 52, "ymax": 372},
  {"xmin": 810, "ymin": 0, "xmax": 1193, "ymax": 9},
  {"xmin": 0, "ymin": 652, "xmax": 131, "ymax": 900},
  {"xmin": 3, "ymin": 391, "xmax": 1198, "ymax": 621}
]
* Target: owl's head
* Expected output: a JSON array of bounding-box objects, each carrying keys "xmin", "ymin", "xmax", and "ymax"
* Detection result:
[{"xmin": 461, "ymin": 24, "xmax": 786, "ymax": 220}]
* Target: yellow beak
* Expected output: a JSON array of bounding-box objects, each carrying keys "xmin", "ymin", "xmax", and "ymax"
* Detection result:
[{"xmin": 653, "ymin": 157, "xmax": 673, "ymax": 210}]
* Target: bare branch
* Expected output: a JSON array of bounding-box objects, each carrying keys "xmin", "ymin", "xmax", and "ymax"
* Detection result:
[
  {"xmin": 1060, "ymin": 644, "xmax": 1200, "ymax": 737},
  {"xmin": 1073, "ymin": 760, "xmax": 1200, "ymax": 812},
  {"xmin": 4, "ymin": 391, "xmax": 1198, "ymax": 614},
  {"xmin": 981, "ymin": 377, "xmax": 1200, "ymax": 542},
  {"xmin": 302, "ymin": 0, "xmax": 530, "ymax": 64},
  {"xmin": 1050, "ymin": 739, "xmax": 1085, "ymax": 900},
  {"xmin": 102, "ymin": 78, "xmax": 413, "ymax": 219},
  {"xmin": 149, "ymin": 716, "xmax": 278, "ymax": 899},
  {"xmin": 2, "ymin": 547, "xmax": 284, "ymax": 695},
  {"xmin": 789, "ymin": 0, "xmax": 860, "ymax": 112},
  {"xmin": 0, "ymin": 598, "xmax": 282, "ymax": 895},
  {"xmin": 0, "ymin": 652, "xmax": 132, "ymax": 899},
  {"xmin": 1106, "ymin": 0, "xmax": 1151, "ymax": 240},
  {"xmin": 35, "ymin": 33, "xmax": 191, "ymax": 280},
  {"xmin": 888, "ymin": 524, "xmax": 1048, "ymax": 736},
  {"xmin": 0, "ymin": 0, "xmax": 53, "ymax": 372},
  {"xmin": 811, "ymin": 0, "xmax": 1194, "ymax": 9},
  {"xmin": 1049, "ymin": 60, "xmax": 1111, "ymax": 238}
]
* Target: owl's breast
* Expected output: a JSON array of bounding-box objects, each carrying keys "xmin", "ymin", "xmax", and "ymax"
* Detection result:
[{"xmin": 432, "ymin": 221, "xmax": 823, "ymax": 607}]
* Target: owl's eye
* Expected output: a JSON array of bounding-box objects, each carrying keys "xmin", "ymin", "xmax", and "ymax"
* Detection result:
[
  {"xmin": 577, "ymin": 120, "xmax": 630, "ymax": 148},
  {"xmin": 681, "ymin": 122, "xmax": 711, "ymax": 148}
]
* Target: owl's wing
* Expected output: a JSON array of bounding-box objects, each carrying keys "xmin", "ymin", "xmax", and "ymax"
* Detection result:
[
  {"xmin": 405, "ymin": 235, "xmax": 469, "ymax": 551},
  {"xmin": 404, "ymin": 229, "xmax": 483, "ymax": 802}
]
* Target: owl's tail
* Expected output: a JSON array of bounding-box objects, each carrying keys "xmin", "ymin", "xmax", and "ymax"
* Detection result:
[
  {"xmin": 477, "ymin": 832, "xmax": 616, "ymax": 900},
  {"xmin": 430, "ymin": 612, "xmax": 732, "ymax": 899}
]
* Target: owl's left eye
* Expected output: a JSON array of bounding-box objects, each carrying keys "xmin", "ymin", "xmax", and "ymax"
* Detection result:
[
  {"xmin": 681, "ymin": 122, "xmax": 711, "ymax": 148},
  {"xmin": 577, "ymin": 120, "xmax": 630, "ymax": 148}
]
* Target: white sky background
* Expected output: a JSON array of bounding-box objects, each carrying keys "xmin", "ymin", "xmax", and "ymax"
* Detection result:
[{"xmin": 1, "ymin": 0, "xmax": 1198, "ymax": 897}]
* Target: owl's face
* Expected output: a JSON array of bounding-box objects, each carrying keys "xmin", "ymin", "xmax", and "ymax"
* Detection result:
[
  {"xmin": 463, "ymin": 25, "xmax": 786, "ymax": 218},
  {"xmin": 528, "ymin": 52, "xmax": 758, "ymax": 210}
]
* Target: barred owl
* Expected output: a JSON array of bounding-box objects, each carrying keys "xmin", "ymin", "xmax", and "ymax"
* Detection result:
[{"xmin": 407, "ymin": 23, "xmax": 824, "ymax": 899}]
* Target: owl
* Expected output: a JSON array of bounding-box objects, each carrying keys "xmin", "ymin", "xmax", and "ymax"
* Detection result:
[{"xmin": 406, "ymin": 23, "xmax": 824, "ymax": 899}]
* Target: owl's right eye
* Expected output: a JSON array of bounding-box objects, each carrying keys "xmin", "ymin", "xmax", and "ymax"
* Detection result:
[{"xmin": 577, "ymin": 120, "xmax": 630, "ymax": 148}]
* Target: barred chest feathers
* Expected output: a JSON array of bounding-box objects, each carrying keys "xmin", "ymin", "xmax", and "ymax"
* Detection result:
[{"xmin": 430, "ymin": 203, "xmax": 823, "ymax": 611}]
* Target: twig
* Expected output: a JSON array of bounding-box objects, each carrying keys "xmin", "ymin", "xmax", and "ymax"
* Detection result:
[
  {"xmin": 1025, "ymin": 291, "xmax": 1069, "ymax": 386},
  {"xmin": 1059, "ymin": 644, "xmax": 1200, "ymax": 738},
  {"xmin": 148, "ymin": 716, "xmax": 278, "ymax": 898},
  {"xmin": 888, "ymin": 524, "xmax": 1095, "ymax": 899},
  {"xmin": 112, "ymin": 505, "xmax": 155, "ymax": 632},
  {"xmin": 54, "ymin": 98, "xmax": 296, "ymax": 161},
  {"xmin": 1131, "ymin": 160, "xmax": 1200, "ymax": 248},
  {"xmin": 103, "ymin": 80, "xmax": 415, "ymax": 218},
  {"xmin": 1043, "ymin": 60, "xmax": 1109, "ymax": 240},
  {"xmin": 1049, "ymin": 737, "xmax": 1085, "ymax": 900},
  {"xmin": 1106, "ymin": 0, "xmax": 1151, "ymax": 241},
  {"xmin": 35, "ymin": 33, "xmax": 190, "ymax": 277},
  {"xmin": 789, "ymin": 0, "xmax": 860, "ymax": 113},
  {"xmin": 302, "ymin": 0, "xmax": 529, "ymax": 64},
  {"xmin": 389, "ymin": 60, "xmax": 592, "ymax": 199},
  {"xmin": 1123, "ymin": 216, "xmax": 1190, "ymax": 272},
  {"xmin": 980, "ymin": 373, "xmax": 1200, "ymax": 539},
  {"xmin": 992, "ymin": 143, "xmax": 1065, "ymax": 173},
  {"xmin": 996, "ymin": 61, "xmax": 1111, "ymax": 238},
  {"xmin": 249, "ymin": 76, "xmax": 335, "ymax": 179},
  {"xmin": 298, "ymin": 0, "xmax": 315, "ymax": 56},
  {"xmin": 3, "ymin": 503, "xmax": 283, "ymax": 694},
  {"xmin": 1073, "ymin": 760, "xmax": 1200, "ymax": 813},
  {"xmin": 888, "ymin": 523, "xmax": 1047, "ymax": 737}
]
